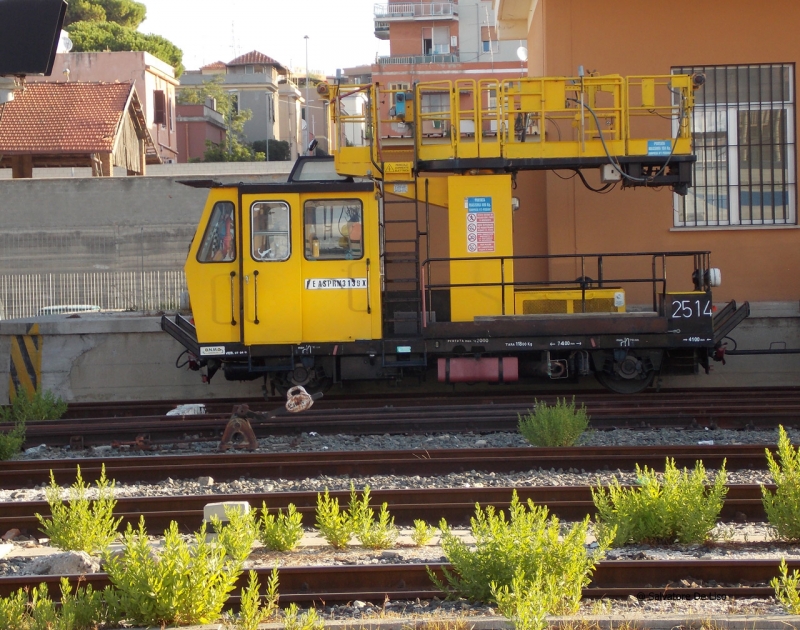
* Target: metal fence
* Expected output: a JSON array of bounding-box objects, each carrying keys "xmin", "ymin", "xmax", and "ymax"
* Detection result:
[{"xmin": 0, "ymin": 271, "xmax": 186, "ymax": 320}]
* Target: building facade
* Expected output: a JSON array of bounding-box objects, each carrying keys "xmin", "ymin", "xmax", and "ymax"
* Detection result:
[
  {"xmin": 179, "ymin": 51, "xmax": 302, "ymax": 159},
  {"xmin": 489, "ymin": 0, "xmax": 800, "ymax": 308},
  {"xmin": 30, "ymin": 52, "xmax": 179, "ymax": 163}
]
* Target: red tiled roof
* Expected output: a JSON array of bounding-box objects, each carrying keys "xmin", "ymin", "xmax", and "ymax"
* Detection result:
[
  {"xmin": 0, "ymin": 82, "xmax": 133, "ymax": 154},
  {"xmin": 201, "ymin": 61, "xmax": 226, "ymax": 70},
  {"xmin": 227, "ymin": 50, "xmax": 286, "ymax": 71}
]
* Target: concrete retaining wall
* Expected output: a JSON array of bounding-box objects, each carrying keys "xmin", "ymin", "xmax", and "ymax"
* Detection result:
[{"xmin": 1, "ymin": 305, "xmax": 797, "ymax": 404}]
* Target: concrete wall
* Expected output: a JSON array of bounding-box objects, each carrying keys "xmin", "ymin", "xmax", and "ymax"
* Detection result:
[
  {"xmin": 0, "ymin": 168, "xmax": 293, "ymax": 275},
  {"xmin": 0, "ymin": 308, "xmax": 797, "ymax": 404}
]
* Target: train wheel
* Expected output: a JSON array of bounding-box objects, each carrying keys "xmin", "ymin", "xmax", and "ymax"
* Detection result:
[{"xmin": 594, "ymin": 350, "xmax": 659, "ymax": 394}]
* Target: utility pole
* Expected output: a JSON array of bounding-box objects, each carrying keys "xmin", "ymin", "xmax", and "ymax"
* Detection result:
[{"xmin": 304, "ymin": 35, "xmax": 309, "ymax": 155}]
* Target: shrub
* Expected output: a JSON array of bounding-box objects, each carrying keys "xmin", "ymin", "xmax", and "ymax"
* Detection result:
[
  {"xmin": 210, "ymin": 504, "xmax": 258, "ymax": 564},
  {"xmin": 37, "ymin": 464, "xmax": 121, "ymax": 554},
  {"xmin": 315, "ymin": 489, "xmax": 353, "ymax": 549},
  {"xmin": 104, "ymin": 518, "xmax": 243, "ymax": 626},
  {"xmin": 57, "ymin": 576, "xmax": 108, "ymax": 629},
  {"xmin": 282, "ymin": 603, "xmax": 324, "ymax": 630},
  {"xmin": 0, "ymin": 587, "xmax": 28, "ymax": 630},
  {"xmin": 258, "ymin": 502, "xmax": 304, "ymax": 552},
  {"xmin": 518, "ymin": 397, "xmax": 589, "ymax": 447},
  {"xmin": 235, "ymin": 568, "xmax": 280, "ymax": 630},
  {"xmin": 772, "ymin": 558, "xmax": 800, "ymax": 614},
  {"xmin": 0, "ymin": 419, "xmax": 25, "ymax": 461},
  {"xmin": 592, "ymin": 458, "xmax": 727, "ymax": 546},
  {"xmin": 411, "ymin": 519, "xmax": 437, "ymax": 546},
  {"xmin": 0, "ymin": 387, "xmax": 67, "ymax": 423},
  {"xmin": 762, "ymin": 425, "xmax": 800, "ymax": 541},
  {"xmin": 432, "ymin": 490, "xmax": 608, "ymax": 612},
  {"xmin": 492, "ymin": 567, "xmax": 558, "ymax": 630},
  {"xmin": 350, "ymin": 484, "xmax": 398, "ymax": 550}
]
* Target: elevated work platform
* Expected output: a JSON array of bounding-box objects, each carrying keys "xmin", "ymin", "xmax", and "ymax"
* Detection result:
[{"xmin": 327, "ymin": 74, "xmax": 697, "ymax": 192}]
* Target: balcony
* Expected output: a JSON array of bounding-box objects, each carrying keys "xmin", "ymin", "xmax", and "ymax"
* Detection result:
[
  {"xmin": 377, "ymin": 53, "xmax": 460, "ymax": 64},
  {"xmin": 375, "ymin": 20, "xmax": 390, "ymax": 39},
  {"xmin": 373, "ymin": 2, "xmax": 458, "ymax": 20}
]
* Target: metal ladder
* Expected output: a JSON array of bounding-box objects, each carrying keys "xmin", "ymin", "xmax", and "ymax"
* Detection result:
[{"xmin": 380, "ymin": 173, "xmax": 423, "ymax": 339}]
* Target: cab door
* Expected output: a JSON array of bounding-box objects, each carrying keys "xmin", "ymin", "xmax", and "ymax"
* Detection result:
[
  {"xmin": 241, "ymin": 194, "xmax": 303, "ymax": 345},
  {"xmin": 185, "ymin": 188, "xmax": 241, "ymax": 345},
  {"xmin": 300, "ymin": 194, "xmax": 380, "ymax": 341}
]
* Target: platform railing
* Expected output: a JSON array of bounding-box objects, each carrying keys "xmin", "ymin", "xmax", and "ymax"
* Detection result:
[
  {"xmin": 420, "ymin": 251, "xmax": 712, "ymax": 322},
  {"xmin": 0, "ymin": 271, "xmax": 186, "ymax": 320}
]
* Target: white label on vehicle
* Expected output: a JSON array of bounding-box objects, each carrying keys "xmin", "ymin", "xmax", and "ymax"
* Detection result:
[
  {"xmin": 614, "ymin": 292, "xmax": 625, "ymax": 307},
  {"xmin": 393, "ymin": 183, "xmax": 409, "ymax": 194},
  {"xmin": 200, "ymin": 346, "xmax": 225, "ymax": 356},
  {"xmin": 304, "ymin": 278, "xmax": 367, "ymax": 290}
]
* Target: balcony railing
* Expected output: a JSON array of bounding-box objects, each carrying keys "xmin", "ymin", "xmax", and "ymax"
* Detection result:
[
  {"xmin": 374, "ymin": 20, "xmax": 390, "ymax": 39},
  {"xmin": 377, "ymin": 53, "xmax": 460, "ymax": 65},
  {"xmin": 373, "ymin": 2, "xmax": 457, "ymax": 19}
]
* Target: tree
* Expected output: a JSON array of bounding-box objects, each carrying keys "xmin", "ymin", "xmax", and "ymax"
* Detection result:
[
  {"xmin": 252, "ymin": 140, "xmax": 291, "ymax": 161},
  {"xmin": 64, "ymin": 0, "xmax": 183, "ymax": 77}
]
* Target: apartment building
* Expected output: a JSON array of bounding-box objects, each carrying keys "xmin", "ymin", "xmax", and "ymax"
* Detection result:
[
  {"xmin": 372, "ymin": 0, "xmax": 527, "ymax": 130},
  {"xmin": 179, "ymin": 51, "xmax": 302, "ymax": 159}
]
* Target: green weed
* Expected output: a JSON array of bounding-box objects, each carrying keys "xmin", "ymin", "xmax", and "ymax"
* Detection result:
[
  {"xmin": 762, "ymin": 425, "xmax": 800, "ymax": 541},
  {"xmin": 518, "ymin": 397, "xmax": 589, "ymax": 447},
  {"xmin": 315, "ymin": 489, "xmax": 354, "ymax": 549},
  {"xmin": 103, "ymin": 517, "xmax": 243, "ymax": 626},
  {"xmin": 592, "ymin": 458, "xmax": 727, "ymax": 546},
  {"xmin": 37, "ymin": 465, "xmax": 121, "ymax": 554},
  {"xmin": 258, "ymin": 502, "xmax": 304, "ymax": 551},
  {"xmin": 431, "ymin": 490, "xmax": 608, "ymax": 611}
]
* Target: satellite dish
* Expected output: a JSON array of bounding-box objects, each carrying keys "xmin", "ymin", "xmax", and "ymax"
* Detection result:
[
  {"xmin": 516, "ymin": 46, "xmax": 528, "ymax": 62},
  {"xmin": 57, "ymin": 30, "xmax": 72, "ymax": 53}
]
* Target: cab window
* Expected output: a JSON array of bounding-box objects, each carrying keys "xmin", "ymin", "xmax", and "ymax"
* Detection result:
[
  {"xmin": 197, "ymin": 201, "xmax": 236, "ymax": 262},
  {"xmin": 304, "ymin": 199, "xmax": 363, "ymax": 260},
  {"xmin": 252, "ymin": 201, "xmax": 290, "ymax": 261}
]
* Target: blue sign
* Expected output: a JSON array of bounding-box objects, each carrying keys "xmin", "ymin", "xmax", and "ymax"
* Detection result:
[
  {"xmin": 647, "ymin": 140, "xmax": 672, "ymax": 156},
  {"xmin": 466, "ymin": 196, "xmax": 493, "ymax": 213}
]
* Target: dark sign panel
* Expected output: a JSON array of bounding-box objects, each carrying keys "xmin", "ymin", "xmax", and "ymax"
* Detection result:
[{"xmin": 0, "ymin": 0, "xmax": 67, "ymax": 75}]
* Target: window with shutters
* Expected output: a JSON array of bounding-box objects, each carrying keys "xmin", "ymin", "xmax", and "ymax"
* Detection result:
[{"xmin": 153, "ymin": 90, "xmax": 166, "ymax": 126}]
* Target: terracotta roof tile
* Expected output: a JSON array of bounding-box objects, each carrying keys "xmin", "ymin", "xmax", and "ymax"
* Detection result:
[
  {"xmin": 0, "ymin": 82, "xmax": 133, "ymax": 154},
  {"xmin": 227, "ymin": 50, "xmax": 286, "ymax": 71},
  {"xmin": 201, "ymin": 61, "xmax": 226, "ymax": 70}
]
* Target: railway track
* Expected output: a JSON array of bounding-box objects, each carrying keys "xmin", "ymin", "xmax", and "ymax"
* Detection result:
[
  {"xmin": 4, "ymin": 388, "xmax": 800, "ymax": 448},
  {"xmin": 0, "ymin": 484, "xmax": 773, "ymax": 531},
  {"xmin": 0, "ymin": 445, "xmax": 775, "ymax": 488},
  {"xmin": 0, "ymin": 560, "xmax": 791, "ymax": 603}
]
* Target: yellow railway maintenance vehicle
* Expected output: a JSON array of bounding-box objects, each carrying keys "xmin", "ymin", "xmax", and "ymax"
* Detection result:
[{"xmin": 163, "ymin": 73, "xmax": 750, "ymax": 394}]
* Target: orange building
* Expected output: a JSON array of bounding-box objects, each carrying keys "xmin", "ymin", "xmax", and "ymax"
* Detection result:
[
  {"xmin": 493, "ymin": 0, "xmax": 800, "ymax": 309},
  {"xmin": 373, "ymin": 0, "xmax": 528, "ymax": 128}
]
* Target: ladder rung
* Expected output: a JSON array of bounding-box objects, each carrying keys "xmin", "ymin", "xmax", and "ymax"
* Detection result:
[
  {"xmin": 384, "ymin": 238, "xmax": 418, "ymax": 244},
  {"xmin": 384, "ymin": 219, "xmax": 417, "ymax": 224},
  {"xmin": 385, "ymin": 278, "xmax": 420, "ymax": 283}
]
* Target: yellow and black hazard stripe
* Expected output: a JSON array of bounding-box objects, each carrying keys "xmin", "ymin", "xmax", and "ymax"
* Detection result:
[{"xmin": 9, "ymin": 323, "xmax": 41, "ymax": 401}]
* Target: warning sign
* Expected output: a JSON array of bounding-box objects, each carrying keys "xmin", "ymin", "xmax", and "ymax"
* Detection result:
[{"xmin": 466, "ymin": 211, "xmax": 495, "ymax": 253}]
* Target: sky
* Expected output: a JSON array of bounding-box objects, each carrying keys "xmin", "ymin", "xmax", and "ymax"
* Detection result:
[{"xmin": 139, "ymin": 0, "xmax": 390, "ymax": 75}]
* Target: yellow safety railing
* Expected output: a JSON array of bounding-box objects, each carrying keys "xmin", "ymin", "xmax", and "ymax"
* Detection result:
[{"xmin": 326, "ymin": 75, "xmax": 695, "ymax": 177}]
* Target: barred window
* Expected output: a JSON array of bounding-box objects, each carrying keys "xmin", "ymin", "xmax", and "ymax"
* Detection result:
[{"xmin": 673, "ymin": 64, "xmax": 796, "ymax": 227}]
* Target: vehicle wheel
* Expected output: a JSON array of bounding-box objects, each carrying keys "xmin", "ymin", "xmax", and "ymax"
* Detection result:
[{"xmin": 594, "ymin": 350, "xmax": 659, "ymax": 394}]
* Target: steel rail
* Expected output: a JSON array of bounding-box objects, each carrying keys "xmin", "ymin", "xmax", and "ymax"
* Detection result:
[
  {"xmin": 58, "ymin": 386, "xmax": 800, "ymax": 418},
  {"xmin": 0, "ymin": 560, "xmax": 791, "ymax": 603},
  {"xmin": 5, "ymin": 398, "xmax": 800, "ymax": 448},
  {"xmin": 0, "ymin": 445, "xmax": 776, "ymax": 488},
  {"xmin": 0, "ymin": 485, "xmax": 772, "ymax": 531}
]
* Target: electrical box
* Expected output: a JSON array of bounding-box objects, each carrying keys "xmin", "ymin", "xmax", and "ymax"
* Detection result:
[
  {"xmin": 601, "ymin": 163, "xmax": 622, "ymax": 183},
  {"xmin": 394, "ymin": 91, "xmax": 413, "ymax": 121}
]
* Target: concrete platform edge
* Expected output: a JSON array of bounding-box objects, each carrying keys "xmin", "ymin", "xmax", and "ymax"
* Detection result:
[{"xmin": 124, "ymin": 614, "xmax": 800, "ymax": 630}]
